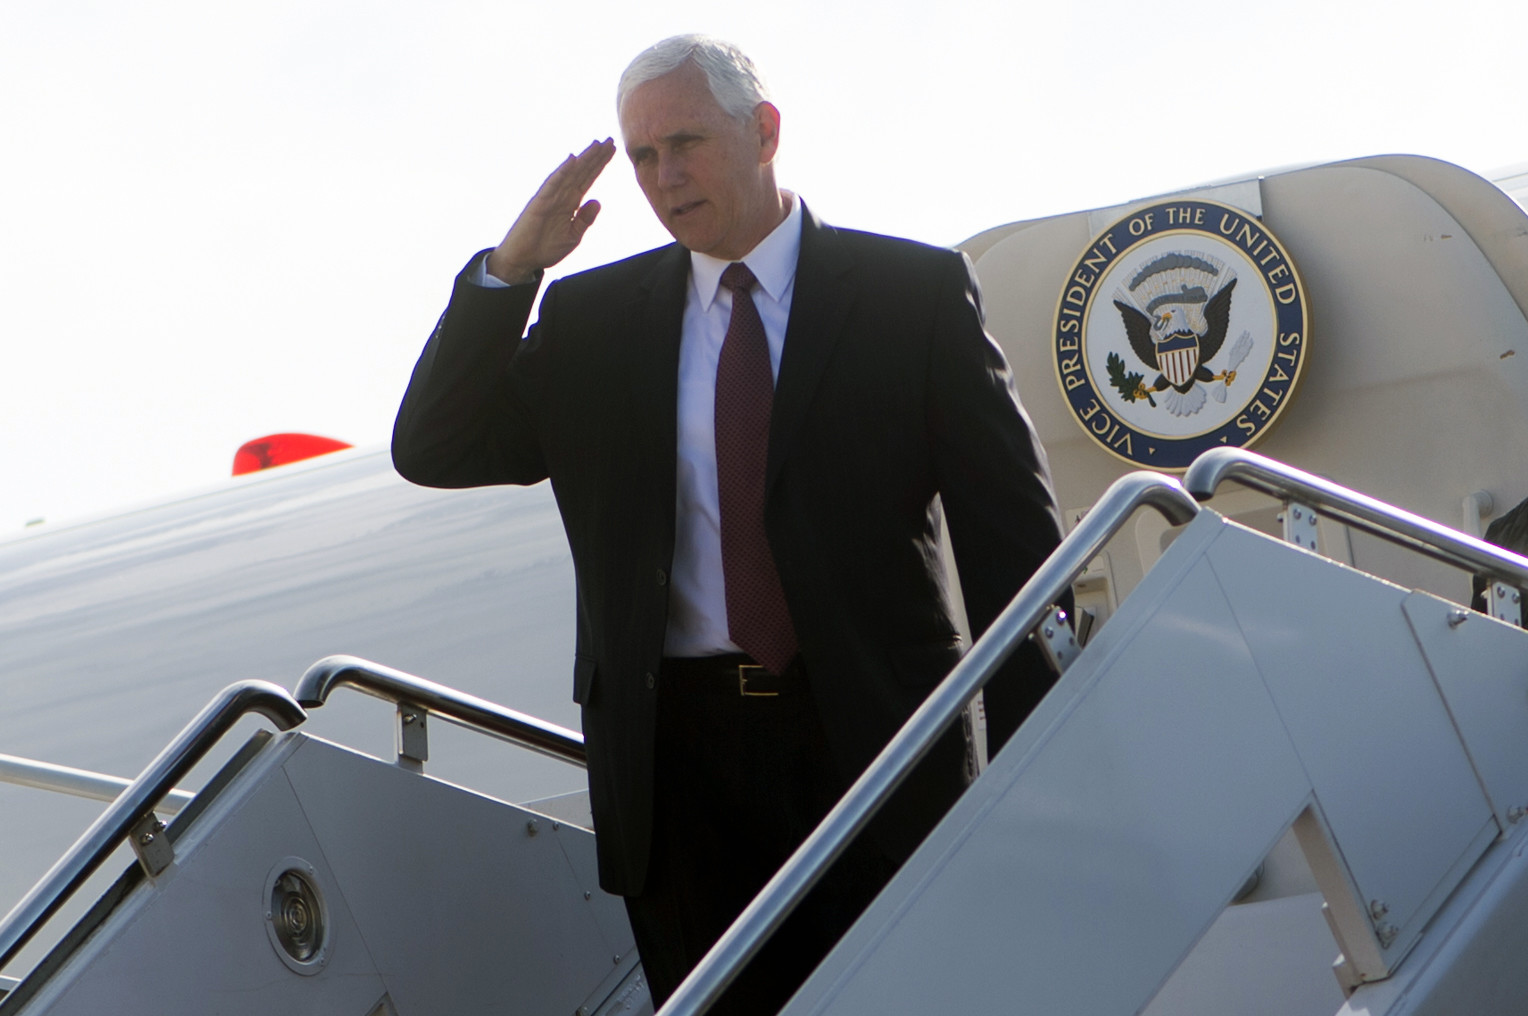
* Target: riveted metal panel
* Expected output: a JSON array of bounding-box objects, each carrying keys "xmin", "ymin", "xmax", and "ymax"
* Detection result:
[
  {"xmin": 788, "ymin": 514, "xmax": 1313, "ymax": 1015},
  {"xmin": 1207, "ymin": 527, "xmax": 1495, "ymax": 971},
  {"xmin": 1402, "ymin": 590, "xmax": 1528, "ymax": 828},
  {"xmin": 16, "ymin": 734, "xmax": 388, "ymax": 1014},
  {"xmin": 279, "ymin": 737, "xmax": 634, "ymax": 1016},
  {"xmin": 12, "ymin": 734, "xmax": 640, "ymax": 1016}
]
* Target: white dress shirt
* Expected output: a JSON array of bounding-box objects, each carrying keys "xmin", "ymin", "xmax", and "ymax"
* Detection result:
[
  {"xmin": 473, "ymin": 193, "xmax": 803, "ymax": 657},
  {"xmin": 666, "ymin": 194, "xmax": 801, "ymax": 655}
]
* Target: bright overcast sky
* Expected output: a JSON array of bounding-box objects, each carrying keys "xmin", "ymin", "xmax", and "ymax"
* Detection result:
[{"xmin": 1, "ymin": 0, "xmax": 1521, "ymax": 529}]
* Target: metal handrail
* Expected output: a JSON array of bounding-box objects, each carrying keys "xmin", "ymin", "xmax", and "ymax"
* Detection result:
[
  {"xmin": 658, "ymin": 471, "xmax": 1201, "ymax": 1016},
  {"xmin": 0, "ymin": 681, "xmax": 305, "ymax": 969},
  {"xmin": 0, "ymin": 754, "xmax": 196, "ymax": 815},
  {"xmin": 294, "ymin": 655, "xmax": 586, "ymax": 768},
  {"xmin": 1183, "ymin": 447, "xmax": 1528, "ymax": 589}
]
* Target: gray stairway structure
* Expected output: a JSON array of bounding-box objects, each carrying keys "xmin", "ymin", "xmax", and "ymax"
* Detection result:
[
  {"xmin": 1, "ymin": 731, "xmax": 645, "ymax": 1016},
  {"xmin": 783, "ymin": 506, "xmax": 1528, "ymax": 1014}
]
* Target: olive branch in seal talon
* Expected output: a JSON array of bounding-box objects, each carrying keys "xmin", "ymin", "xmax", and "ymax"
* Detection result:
[
  {"xmin": 1216, "ymin": 331, "xmax": 1254, "ymax": 389},
  {"xmin": 1107, "ymin": 352, "xmax": 1156, "ymax": 407}
]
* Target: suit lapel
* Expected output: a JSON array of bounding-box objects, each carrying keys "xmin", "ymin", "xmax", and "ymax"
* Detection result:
[
  {"xmin": 767, "ymin": 206, "xmax": 855, "ymax": 491},
  {"xmin": 635, "ymin": 244, "xmax": 690, "ymax": 540}
]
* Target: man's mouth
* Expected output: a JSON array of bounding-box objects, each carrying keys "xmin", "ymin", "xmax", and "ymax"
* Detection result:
[{"xmin": 671, "ymin": 200, "xmax": 704, "ymax": 218}]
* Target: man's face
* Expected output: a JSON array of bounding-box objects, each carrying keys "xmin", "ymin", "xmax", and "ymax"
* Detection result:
[{"xmin": 619, "ymin": 62, "xmax": 781, "ymax": 261}]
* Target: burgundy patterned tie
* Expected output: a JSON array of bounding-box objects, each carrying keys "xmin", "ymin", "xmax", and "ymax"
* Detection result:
[{"xmin": 715, "ymin": 262, "xmax": 798, "ymax": 675}]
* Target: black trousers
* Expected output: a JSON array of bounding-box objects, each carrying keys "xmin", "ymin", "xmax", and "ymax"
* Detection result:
[{"xmin": 623, "ymin": 659, "xmax": 908, "ymax": 1016}]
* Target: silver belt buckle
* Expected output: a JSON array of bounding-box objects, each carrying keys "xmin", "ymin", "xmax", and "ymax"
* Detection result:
[{"xmin": 737, "ymin": 664, "xmax": 778, "ymax": 697}]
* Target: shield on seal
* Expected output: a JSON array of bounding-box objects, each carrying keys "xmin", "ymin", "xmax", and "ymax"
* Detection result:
[{"xmin": 1155, "ymin": 332, "xmax": 1200, "ymax": 389}]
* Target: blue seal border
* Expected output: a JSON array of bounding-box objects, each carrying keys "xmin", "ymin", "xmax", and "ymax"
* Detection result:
[{"xmin": 1052, "ymin": 199, "xmax": 1310, "ymax": 471}]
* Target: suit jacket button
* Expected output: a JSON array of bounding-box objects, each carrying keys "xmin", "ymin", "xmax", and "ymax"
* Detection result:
[
  {"xmin": 644, "ymin": 672, "xmax": 656, "ymax": 689},
  {"xmin": 655, "ymin": 569, "xmax": 668, "ymax": 586}
]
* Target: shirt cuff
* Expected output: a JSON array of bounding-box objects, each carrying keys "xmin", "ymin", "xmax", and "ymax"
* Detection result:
[
  {"xmin": 468, "ymin": 253, "xmax": 545, "ymax": 290},
  {"xmin": 470, "ymin": 255, "xmax": 512, "ymax": 289}
]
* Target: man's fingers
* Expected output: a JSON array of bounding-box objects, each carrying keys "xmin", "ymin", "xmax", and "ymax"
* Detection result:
[
  {"xmin": 537, "ymin": 139, "xmax": 615, "ymax": 213},
  {"xmin": 567, "ymin": 138, "xmax": 616, "ymax": 194}
]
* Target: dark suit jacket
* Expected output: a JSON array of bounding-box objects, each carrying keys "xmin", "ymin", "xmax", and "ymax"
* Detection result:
[{"xmin": 393, "ymin": 206, "xmax": 1065, "ymax": 895}]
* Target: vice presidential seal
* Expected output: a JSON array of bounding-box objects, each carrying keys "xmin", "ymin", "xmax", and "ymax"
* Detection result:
[{"xmin": 1052, "ymin": 199, "xmax": 1309, "ymax": 470}]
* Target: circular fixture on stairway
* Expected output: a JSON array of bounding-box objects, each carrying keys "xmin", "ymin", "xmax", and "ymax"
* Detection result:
[{"xmin": 264, "ymin": 857, "xmax": 330, "ymax": 974}]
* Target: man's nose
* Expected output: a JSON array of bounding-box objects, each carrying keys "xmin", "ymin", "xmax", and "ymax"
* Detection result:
[{"xmin": 657, "ymin": 151, "xmax": 686, "ymax": 188}]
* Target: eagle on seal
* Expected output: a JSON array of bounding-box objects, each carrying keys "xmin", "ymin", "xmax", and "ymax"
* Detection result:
[{"xmin": 1113, "ymin": 252, "xmax": 1238, "ymax": 417}]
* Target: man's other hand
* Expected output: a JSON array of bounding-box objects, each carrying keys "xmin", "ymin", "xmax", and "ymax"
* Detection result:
[{"xmin": 486, "ymin": 138, "xmax": 616, "ymax": 285}]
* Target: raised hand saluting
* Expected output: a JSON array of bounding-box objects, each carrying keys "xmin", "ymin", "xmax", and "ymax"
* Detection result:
[{"xmin": 485, "ymin": 138, "xmax": 617, "ymax": 285}]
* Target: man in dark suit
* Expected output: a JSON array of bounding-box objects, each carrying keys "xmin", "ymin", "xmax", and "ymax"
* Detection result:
[{"xmin": 393, "ymin": 35, "xmax": 1065, "ymax": 1015}]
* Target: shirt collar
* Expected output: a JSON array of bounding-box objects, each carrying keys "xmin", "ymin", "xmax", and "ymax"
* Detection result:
[{"xmin": 690, "ymin": 192, "xmax": 802, "ymax": 312}]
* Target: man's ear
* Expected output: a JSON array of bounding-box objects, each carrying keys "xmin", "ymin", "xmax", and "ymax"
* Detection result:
[{"xmin": 754, "ymin": 101, "xmax": 781, "ymax": 163}]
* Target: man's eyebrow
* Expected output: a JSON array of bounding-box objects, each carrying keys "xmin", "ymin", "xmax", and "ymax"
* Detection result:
[{"xmin": 627, "ymin": 130, "xmax": 707, "ymax": 162}]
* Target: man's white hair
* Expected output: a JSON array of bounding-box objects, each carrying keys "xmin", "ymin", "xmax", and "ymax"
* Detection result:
[{"xmin": 617, "ymin": 35, "xmax": 770, "ymax": 121}]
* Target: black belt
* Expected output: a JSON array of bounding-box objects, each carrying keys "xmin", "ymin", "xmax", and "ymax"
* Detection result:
[{"xmin": 661, "ymin": 654, "xmax": 808, "ymax": 697}]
